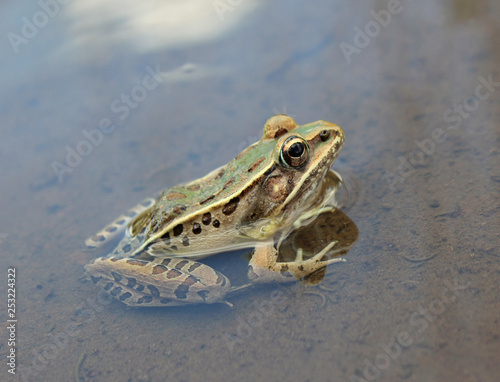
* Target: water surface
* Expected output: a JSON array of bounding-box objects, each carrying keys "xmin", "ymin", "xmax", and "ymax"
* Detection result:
[{"xmin": 0, "ymin": 1, "xmax": 499, "ymax": 381}]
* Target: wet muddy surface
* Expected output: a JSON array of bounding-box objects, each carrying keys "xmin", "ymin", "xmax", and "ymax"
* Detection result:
[{"xmin": 0, "ymin": 0, "xmax": 499, "ymax": 381}]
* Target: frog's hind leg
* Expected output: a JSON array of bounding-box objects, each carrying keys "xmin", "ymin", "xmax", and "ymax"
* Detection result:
[
  {"xmin": 85, "ymin": 256, "xmax": 232, "ymax": 307},
  {"xmin": 85, "ymin": 197, "xmax": 155, "ymax": 249}
]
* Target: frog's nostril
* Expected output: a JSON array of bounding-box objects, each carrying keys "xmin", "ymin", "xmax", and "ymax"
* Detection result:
[{"xmin": 319, "ymin": 130, "xmax": 330, "ymax": 141}]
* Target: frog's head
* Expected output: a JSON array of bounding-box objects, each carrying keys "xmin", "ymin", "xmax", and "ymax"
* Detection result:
[{"xmin": 255, "ymin": 115, "xmax": 345, "ymax": 227}]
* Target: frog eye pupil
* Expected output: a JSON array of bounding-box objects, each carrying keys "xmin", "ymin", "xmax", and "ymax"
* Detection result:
[
  {"xmin": 281, "ymin": 137, "xmax": 308, "ymax": 168},
  {"xmin": 288, "ymin": 142, "xmax": 304, "ymax": 157}
]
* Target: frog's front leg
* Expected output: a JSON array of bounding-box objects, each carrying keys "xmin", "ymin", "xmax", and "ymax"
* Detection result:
[
  {"xmin": 247, "ymin": 241, "xmax": 346, "ymax": 284},
  {"xmin": 85, "ymin": 256, "xmax": 232, "ymax": 307}
]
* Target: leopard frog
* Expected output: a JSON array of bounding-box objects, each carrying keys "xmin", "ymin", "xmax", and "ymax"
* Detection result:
[{"xmin": 85, "ymin": 115, "xmax": 345, "ymax": 307}]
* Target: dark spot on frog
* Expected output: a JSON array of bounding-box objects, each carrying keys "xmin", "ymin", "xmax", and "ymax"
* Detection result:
[
  {"xmin": 280, "ymin": 265, "xmax": 289, "ymax": 273},
  {"xmin": 105, "ymin": 226, "xmax": 118, "ymax": 233},
  {"xmin": 192, "ymin": 223, "xmax": 202, "ymax": 234},
  {"xmin": 200, "ymin": 195, "xmax": 215, "ymax": 205},
  {"xmin": 92, "ymin": 235, "xmax": 106, "ymax": 242},
  {"xmin": 161, "ymin": 258, "xmax": 171, "ymax": 266},
  {"xmin": 166, "ymin": 192, "xmax": 187, "ymax": 201},
  {"xmin": 183, "ymin": 275, "xmax": 197, "ymax": 287},
  {"xmin": 273, "ymin": 127, "xmax": 288, "ymax": 138},
  {"xmin": 198, "ymin": 290, "xmax": 209, "ymax": 301},
  {"xmin": 89, "ymin": 276, "xmax": 101, "ymax": 284},
  {"xmin": 173, "ymin": 224, "xmax": 183, "ymax": 236},
  {"xmin": 223, "ymin": 178, "xmax": 235, "ymax": 190},
  {"xmin": 174, "ymin": 285, "xmax": 189, "ymax": 299},
  {"xmin": 167, "ymin": 269, "xmax": 182, "ymax": 279},
  {"xmin": 187, "ymin": 184, "xmax": 200, "ymax": 191},
  {"xmin": 182, "ymin": 237, "xmax": 190, "ymax": 246},
  {"xmin": 126, "ymin": 259, "xmax": 147, "ymax": 267},
  {"xmin": 172, "ymin": 204, "xmax": 186, "ymax": 215},
  {"xmin": 111, "ymin": 271, "xmax": 122, "ymax": 282},
  {"xmin": 188, "ymin": 262, "xmax": 202, "ymax": 272},
  {"xmin": 127, "ymin": 277, "xmax": 137, "ymax": 287},
  {"xmin": 162, "ymin": 231, "xmax": 171, "ymax": 244},
  {"xmin": 171, "ymin": 245, "xmax": 178, "ymax": 251},
  {"xmin": 147, "ymin": 285, "xmax": 160, "ymax": 297},
  {"xmin": 213, "ymin": 219, "xmax": 220, "ymax": 228},
  {"xmin": 110, "ymin": 287, "xmax": 122, "ymax": 296},
  {"xmin": 215, "ymin": 169, "xmax": 225, "ymax": 180},
  {"xmin": 136, "ymin": 284, "xmax": 145, "ymax": 292},
  {"xmin": 222, "ymin": 197, "xmax": 239, "ymax": 215},
  {"xmin": 174, "ymin": 260, "xmax": 189, "ymax": 270},
  {"xmin": 247, "ymin": 157, "xmax": 266, "ymax": 173},
  {"xmin": 152, "ymin": 265, "xmax": 168, "ymax": 274},
  {"xmin": 160, "ymin": 298, "xmax": 172, "ymax": 304},
  {"xmin": 136, "ymin": 295, "xmax": 153, "ymax": 304},
  {"xmin": 109, "ymin": 257, "xmax": 120, "ymax": 262},
  {"xmin": 202, "ymin": 212, "xmax": 211, "ymax": 225},
  {"xmin": 116, "ymin": 219, "xmax": 126, "ymax": 225},
  {"xmin": 103, "ymin": 282, "xmax": 114, "ymax": 291},
  {"xmin": 119, "ymin": 292, "xmax": 132, "ymax": 301},
  {"xmin": 122, "ymin": 244, "xmax": 132, "ymax": 253},
  {"xmin": 263, "ymin": 164, "xmax": 276, "ymax": 177}
]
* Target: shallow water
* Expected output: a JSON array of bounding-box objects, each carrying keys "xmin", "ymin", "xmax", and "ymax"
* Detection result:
[{"xmin": 1, "ymin": 0, "xmax": 499, "ymax": 381}]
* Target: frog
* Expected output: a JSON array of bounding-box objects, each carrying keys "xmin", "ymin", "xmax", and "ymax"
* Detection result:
[{"xmin": 84, "ymin": 115, "xmax": 346, "ymax": 307}]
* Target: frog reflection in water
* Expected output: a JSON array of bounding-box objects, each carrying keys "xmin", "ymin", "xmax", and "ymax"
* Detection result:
[{"xmin": 85, "ymin": 115, "xmax": 348, "ymax": 307}]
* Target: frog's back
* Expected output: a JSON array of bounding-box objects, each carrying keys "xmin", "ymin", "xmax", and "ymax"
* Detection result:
[{"xmin": 123, "ymin": 138, "xmax": 278, "ymax": 259}]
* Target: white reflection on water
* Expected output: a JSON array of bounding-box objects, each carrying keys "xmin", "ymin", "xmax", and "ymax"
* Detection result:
[{"xmin": 63, "ymin": 0, "xmax": 260, "ymax": 53}]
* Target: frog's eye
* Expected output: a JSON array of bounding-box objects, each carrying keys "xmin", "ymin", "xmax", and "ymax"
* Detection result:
[{"xmin": 280, "ymin": 136, "xmax": 309, "ymax": 168}]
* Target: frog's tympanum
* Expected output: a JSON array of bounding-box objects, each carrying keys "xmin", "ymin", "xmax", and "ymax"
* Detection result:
[{"xmin": 85, "ymin": 115, "xmax": 347, "ymax": 307}]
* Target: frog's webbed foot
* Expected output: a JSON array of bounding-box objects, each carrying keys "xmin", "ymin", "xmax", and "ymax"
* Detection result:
[
  {"xmin": 248, "ymin": 241, "xmax": 345, "ymax": 284},
  {"xmin": 84, "ymin": 198, "xmax": 155, "ymax": 249},
  {"xmin": 85, "ymin": 256, "xmax": 231, "ymax": 307}
]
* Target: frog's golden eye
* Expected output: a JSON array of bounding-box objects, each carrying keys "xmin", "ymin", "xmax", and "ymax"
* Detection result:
[{"xmin": 280, "ymin": 136, "xmax": 309, "ymax": 168}]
